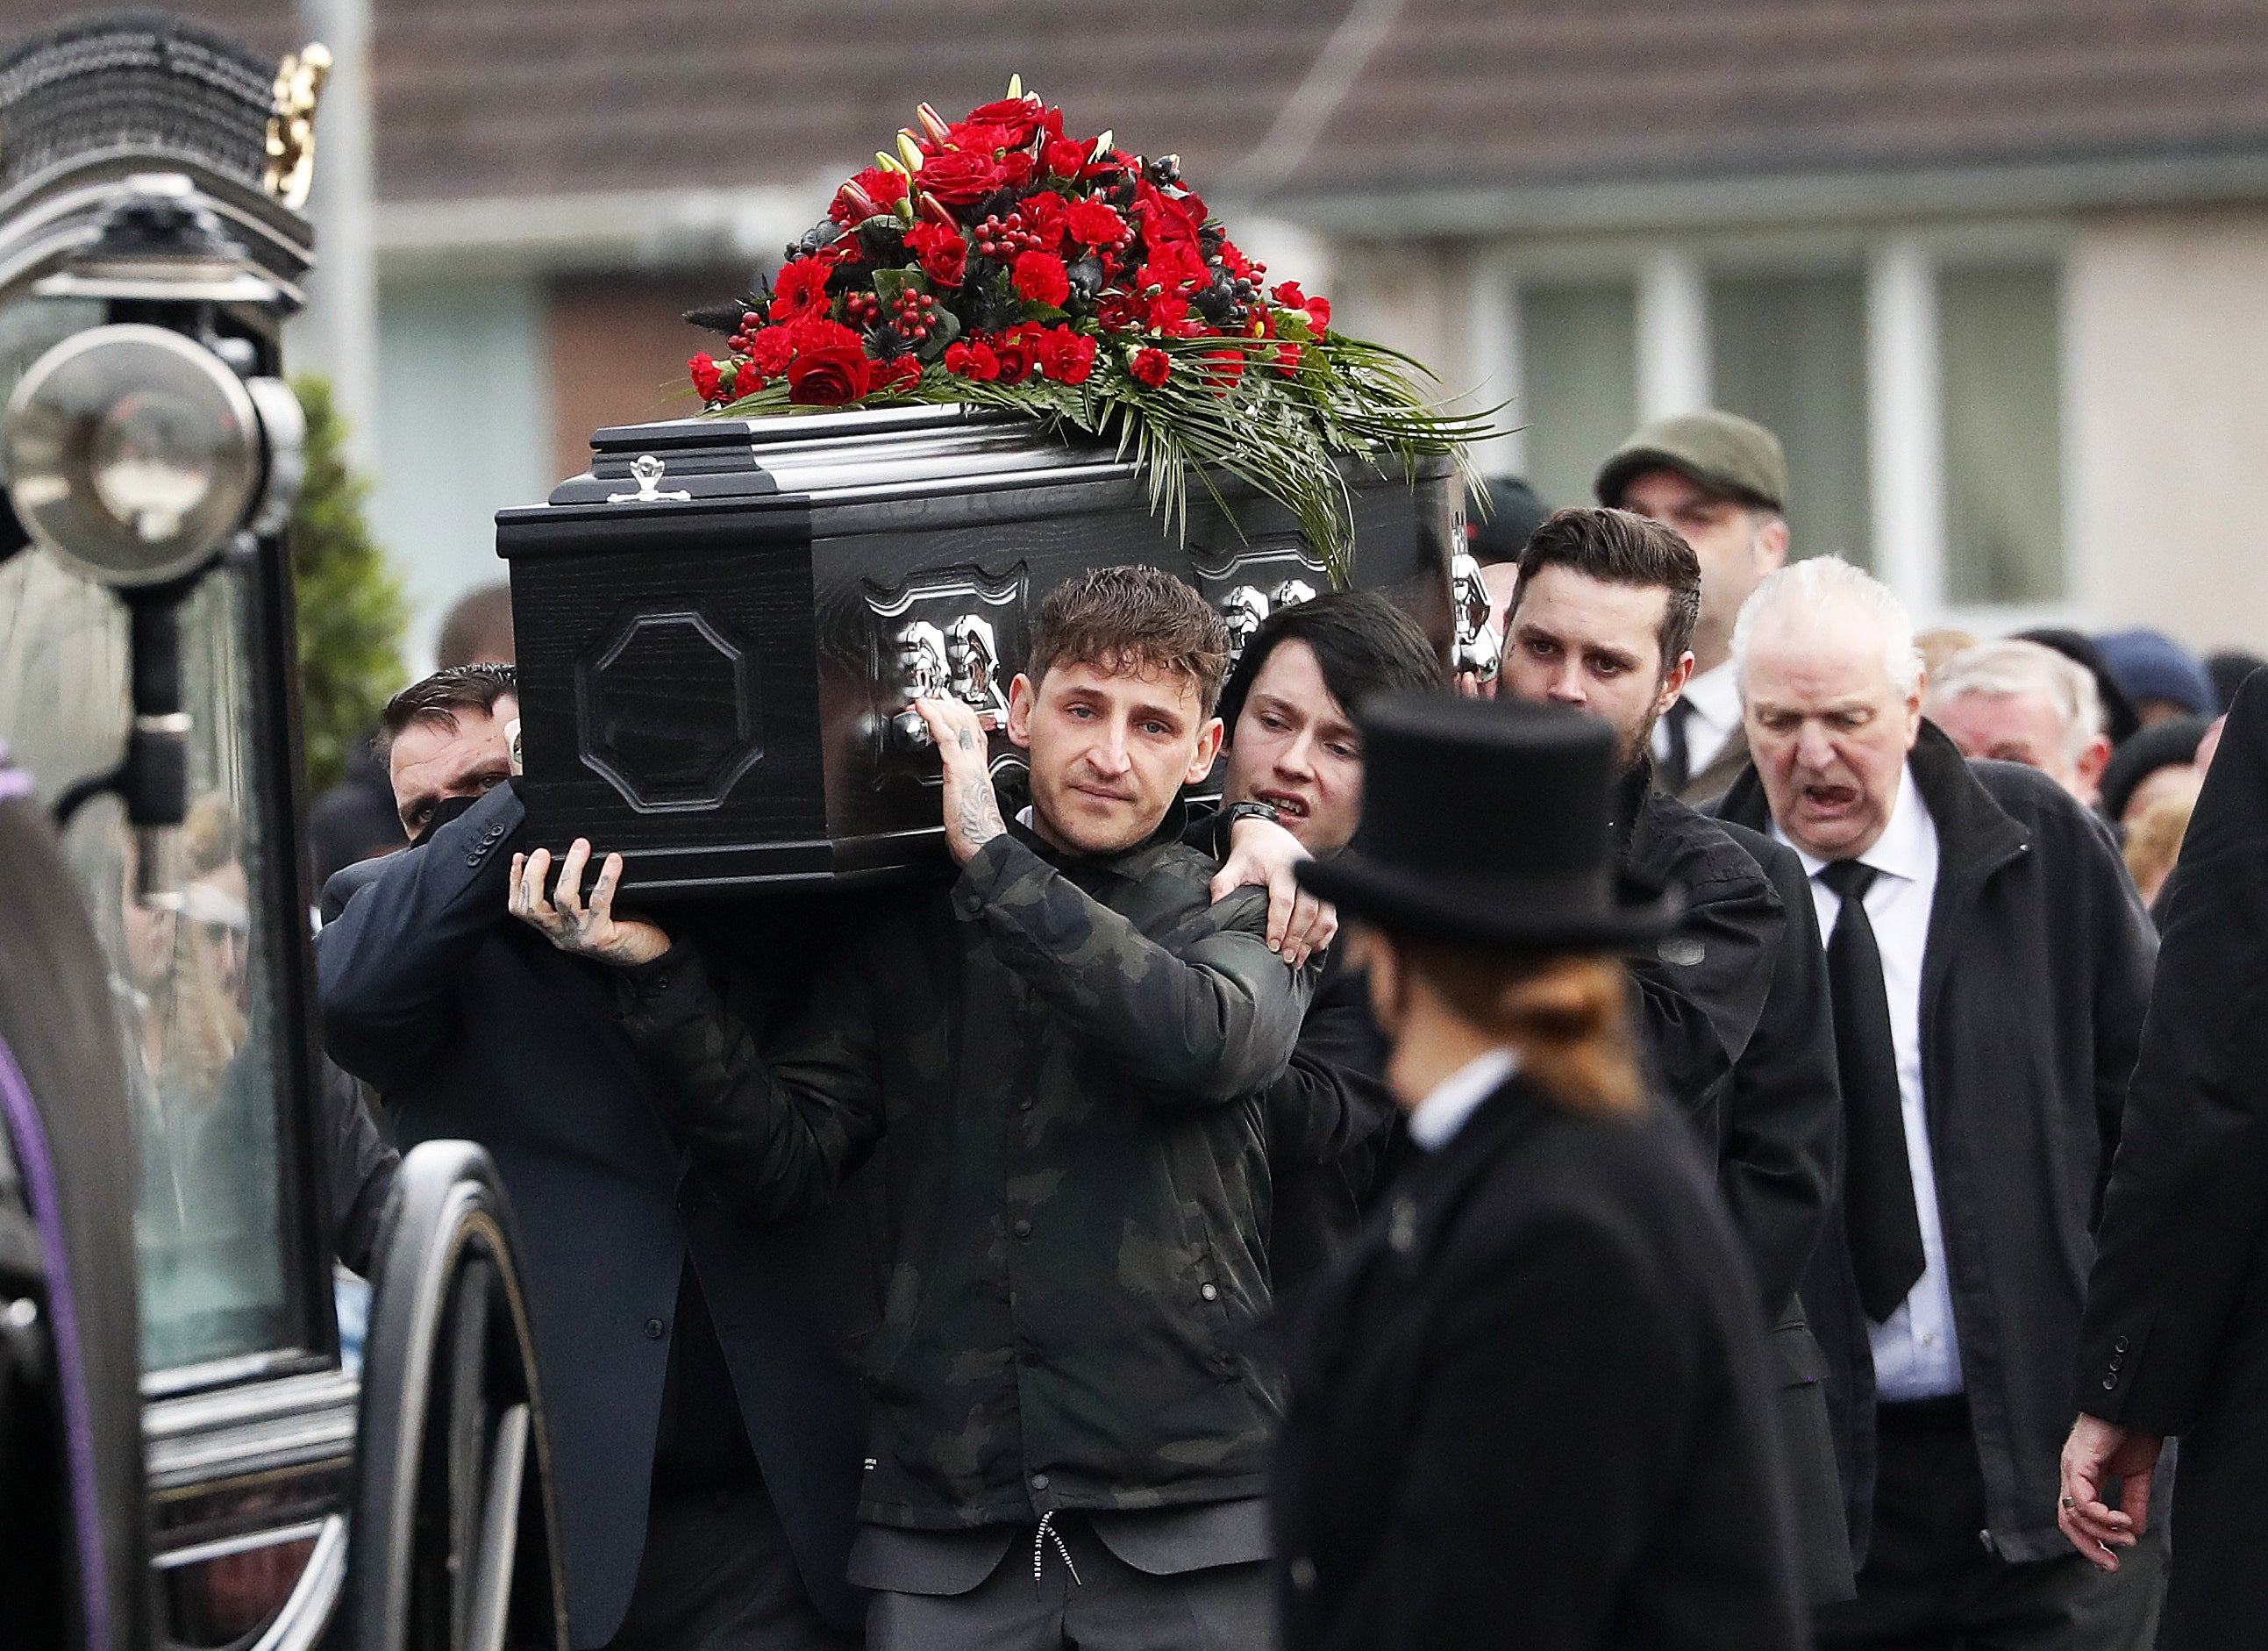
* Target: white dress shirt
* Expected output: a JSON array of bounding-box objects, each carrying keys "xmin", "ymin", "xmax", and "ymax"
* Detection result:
[
  {"xmin": 1408, "ymin": 1048, "xmax": 1522, "ymax": 1152},
  {"xmin": 1775, "ymin": 765, "xmax": 1964, "ymax": 1399},
  {"xmin": 1651, "ymin": 661, "xmax": 1743, "ymax": 778}
]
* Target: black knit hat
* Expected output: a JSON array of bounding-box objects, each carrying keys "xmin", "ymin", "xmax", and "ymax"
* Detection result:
[{"xmin": 1296, "ymin": 693, "xmax": 1679, "ymax": 952}]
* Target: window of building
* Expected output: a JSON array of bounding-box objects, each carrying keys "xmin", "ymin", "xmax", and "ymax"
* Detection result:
[
  {"xmin": 1708, "ymin": 271, "xmax": 1873, "ymax": 569},
  {"xmin": 1939, "ymin": 265, "xmax": 2065, "ymax": 604},
  {"xmin": 1517, "ymin": 281, "xmax": 1637, "ymax": 511}
]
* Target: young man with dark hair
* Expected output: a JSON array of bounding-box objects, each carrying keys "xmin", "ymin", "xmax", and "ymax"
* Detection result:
[
  {"xmin": 519, "ymin": 563, "xmax": 1314, "ymax": 1651},
  {"xmin": 1202, "ymin": 591, "xmax": 1442, "ymax": 1291},
  {"xmin": 1500, "ymin": 505, "xmax": 1854, "ymax": 1601}
]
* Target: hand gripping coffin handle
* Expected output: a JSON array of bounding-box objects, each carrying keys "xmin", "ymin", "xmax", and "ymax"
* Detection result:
[{"xmin": 888, "ymin": 614, "xmax": 1011, "ymax": 752}]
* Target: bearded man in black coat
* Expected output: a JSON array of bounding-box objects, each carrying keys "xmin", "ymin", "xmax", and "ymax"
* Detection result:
[{"xmin": 1272, "ymin": 692, "xmax": 1804, "ymax": 1651}]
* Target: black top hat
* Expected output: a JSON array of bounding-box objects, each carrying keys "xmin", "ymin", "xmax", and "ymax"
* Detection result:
[{"xmin": 1296, "ymin": 693, "xmax": 1680, "ymax": 951}]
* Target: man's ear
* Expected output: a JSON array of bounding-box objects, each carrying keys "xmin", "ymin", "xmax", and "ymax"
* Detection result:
[
  {"xmin": 2076, "ymin": 734, "xmax": 2113, "ymax": 803},
  {"xmin": 1657, "ymin": 650, "xmax": 1696, "ymax": 716},
  {"xmin": 1755, "ymin": 515, "xmax": 1790, "ymax": 575},
  {"xmin": 1183, "ymin": 716, "xmax": 1225, "ymax": 785},
  {"xmin": 1005, "ymin": 674, "xmax": 1037, "ymax": 749}
]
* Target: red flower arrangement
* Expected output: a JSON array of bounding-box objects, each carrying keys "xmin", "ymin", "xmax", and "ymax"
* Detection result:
[{"xmin": 685, "ymin": 78, "xmax": 1487, "ymax": 580}]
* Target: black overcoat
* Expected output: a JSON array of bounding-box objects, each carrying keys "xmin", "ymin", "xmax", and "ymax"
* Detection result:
[
  {"xmin": 317, "ymin": 782, "xmax": 870, "ymax": 1646},
  {"xmin": 1720, "ymin": 723, "xmax": 2157, "ymax": 1564},
  {"xmin": 1271, "ymin": 1075, "xmax": 1806, "ymax": 1651},
  {"xmin": 2075, "ymin": 668, "xmax": 2268, "ymax": 1647}
]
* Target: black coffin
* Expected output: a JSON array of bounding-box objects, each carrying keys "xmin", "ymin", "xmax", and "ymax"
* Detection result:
[{"xmin": 496, "ymin": 404, "xmax": 1461, "ymax": 896}]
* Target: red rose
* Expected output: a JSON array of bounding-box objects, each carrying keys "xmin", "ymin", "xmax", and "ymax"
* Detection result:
[
  {"xmin": 945, "ymin": 339, "xmax": 1001, "ymax": 381},
  {"xmin": 871, "ymin": 354, "xmax": 923, "ymax": 396},
  {"xmin": 688, "ymin": 352, "xmax": 724, "ymax": 402},
  {"xmin": 1036, "ymin": 326, "xmax": 1097, "ymax": 385},
  {"xmin": 1066, "ymin": 199, "xmax": 1128, "ymax": 247},
  {"xmin": 996, "ymin": 152, "xmax": 1037, "ymax": 191},
  {"xmin": 952, "ymin": 123, "xmax": 1019, "ymax": 157},
  {"xmin": 962, "ymin": 96, "xmax": 1045, "ymax": 147},
  {"xmin": 904, "ymin": 222, "xmax": 968, "ymax": 286},
  {"xmin": 990, "ymin": 330, "xmax": 1039, "ymax": 383},
  {"xmin": 1129, "ymin": 347, "xmax": 1171, "ymax": 388},
  {"xmin": 1013, "ymin": 251, "xmax": 1071, "ymax": 308},
  {"xmin": 787, "ymin": 342, "xmax": 874, "ymax": 406},
  {"xmin": 769, "ymin": 257, "xmax": 834, "ymax": 322},
  {"xmin": 746, "ymin": 329, "xmax": 795, "ymax": 378},
  {"xmin": 915, "ymin": 149, "xmax": 1000, "ymax": 206},
  {"xmin": 1043, "ymin": 136, "xmax": 1089, "ymax": 178}
]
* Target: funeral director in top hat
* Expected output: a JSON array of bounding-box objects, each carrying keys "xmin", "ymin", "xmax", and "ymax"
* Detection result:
[{"xmin": 1270, "ymin": 693, "xmax": 1805, "ymax": 1651}]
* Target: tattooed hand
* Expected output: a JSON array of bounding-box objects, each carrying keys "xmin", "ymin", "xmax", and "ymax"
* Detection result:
[
  {"xmin": 509, "ymin": 837, "xmax": 672, "ymax": 966},
  {"xmin": 916, "ymin": 696, "xmax": 1006, "ymax": 864}
]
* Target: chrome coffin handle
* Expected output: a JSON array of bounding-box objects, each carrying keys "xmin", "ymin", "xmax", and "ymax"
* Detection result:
[{"xmin": 1449, "ymin": 550, "xmax": 1501, "ymax": 682}]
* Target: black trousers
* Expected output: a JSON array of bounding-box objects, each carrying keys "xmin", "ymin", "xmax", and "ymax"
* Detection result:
[
  {"xmin": 601, "ymin": 1476, "xmax": 861, "ymax": 1651},
  {"xmin": 1814, "ymin": 1396, "xmax": 2153, "ymax": 1651}
]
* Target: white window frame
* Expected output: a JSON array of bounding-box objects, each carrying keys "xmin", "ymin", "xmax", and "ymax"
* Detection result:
[{"xmin": 1465, "ymin": 220, "xmax": 2080, "ymax": 632}]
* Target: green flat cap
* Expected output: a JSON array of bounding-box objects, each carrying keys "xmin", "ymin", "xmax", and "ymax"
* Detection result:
[{"xmin": 1594, "ymin": 409, "xmax": 1788, "ymax": 513}]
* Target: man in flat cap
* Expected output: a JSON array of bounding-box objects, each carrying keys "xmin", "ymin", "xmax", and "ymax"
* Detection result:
[{"xmin": 1596, "ymin": 410, "xmax": 1791, "ymax": 805}]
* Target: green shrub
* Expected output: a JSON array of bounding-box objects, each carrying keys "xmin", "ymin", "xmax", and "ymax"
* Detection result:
[{"xmin": 290, "ymin": 374, "xmax": 406, "ymax": 792}]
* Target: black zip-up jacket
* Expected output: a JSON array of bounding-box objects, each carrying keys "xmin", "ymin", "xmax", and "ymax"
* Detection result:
[
  {"xmin": 618, "ymin": 816, "xmax": 1311, "ymax": 1529},
  {"xmin": 1720, "ymin": 724, "xmax": 2157, "ymax": 1562}
]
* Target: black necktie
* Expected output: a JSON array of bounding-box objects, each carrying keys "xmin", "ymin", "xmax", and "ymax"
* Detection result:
[
  {"xmin": 1658, "ymin": 696, "xmax": 1699, "ymax": 793},
  {"xmin": 1820, "ymin": 859, "xmax": 1928, "ymax": 1323}
]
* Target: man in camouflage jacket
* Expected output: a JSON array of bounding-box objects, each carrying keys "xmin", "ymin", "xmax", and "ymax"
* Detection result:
[{"xmin": 514, "ymin": 567, "xmax": 1313, "ymax": 1651}]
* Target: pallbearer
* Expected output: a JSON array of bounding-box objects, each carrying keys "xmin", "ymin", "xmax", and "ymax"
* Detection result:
[{"xmin": 1272, "ymin": 694, "xmax": 1805, "ymax": 1651}]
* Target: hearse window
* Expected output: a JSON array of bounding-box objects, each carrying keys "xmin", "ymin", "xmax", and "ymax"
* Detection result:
[{"xmin": 0, "ymin": 549, "xmax": 300, "ymax": 1373}]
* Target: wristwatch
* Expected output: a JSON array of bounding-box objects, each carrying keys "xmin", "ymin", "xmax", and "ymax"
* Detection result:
[{"xmin": 1220, "ymin": 800, "xmax": 1282, "ymax": 830}]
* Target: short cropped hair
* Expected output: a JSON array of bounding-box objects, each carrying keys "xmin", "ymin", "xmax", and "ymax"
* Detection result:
[
  {"xmin": 1928, "ymin": 639, "xmax": 2106, "ymax": 763},
  {"xmin": 1730, "ymin": 555, "xmax": 1923, "ymax": 699},
  {"xmin": 1217, "ymin": 591, "xmax": 1441, "ymax": 737},
  {"xmin": 1027, "ymin": 564, "xmax": 1231, "ymax": 715},
  {"xmin": 376, "ymin": 662, "xmax": 518, "ymax": 761},
  {"xmin": 1507, "ymin": 506, "xmax": 1702, "ymax": 676},
  {"xmin": 435, "ymin": 582, "xmax": 516, "ymax": 669}
]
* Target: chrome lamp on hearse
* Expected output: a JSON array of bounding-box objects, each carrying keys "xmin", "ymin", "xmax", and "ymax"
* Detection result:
[{"xmin": 0, "ymin": 14, "xmax": 565, "ymax": 1649}]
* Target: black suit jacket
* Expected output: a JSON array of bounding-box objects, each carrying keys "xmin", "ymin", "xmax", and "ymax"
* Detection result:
[
  {"xmin": 317, "ymin": 783, "xmax": 869, "ymax": 1645},
  {"xmin": 1722, "ymin": 725, "xmax": 2157, "ymax": 1563},
  {"xmin": 1273, "ymin": 1076, "xmax": 1805, "ymax": 1651}
]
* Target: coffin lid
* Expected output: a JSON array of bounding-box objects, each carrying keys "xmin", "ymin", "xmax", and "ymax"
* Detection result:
[{"xmin": 541, "ymin": 403, "xmax": 1148, "ymax": 510}]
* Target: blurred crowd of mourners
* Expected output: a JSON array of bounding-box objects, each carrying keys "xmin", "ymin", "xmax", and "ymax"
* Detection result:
[{"xmin": 303, "ymin": 403, "xmax": 2268, "ymax": 1651}]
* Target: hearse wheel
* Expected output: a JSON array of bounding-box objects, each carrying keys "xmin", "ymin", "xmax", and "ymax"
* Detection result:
[{"xmin": 345, "ymin": 1142, "xmax": 567, "ymax": 1650}]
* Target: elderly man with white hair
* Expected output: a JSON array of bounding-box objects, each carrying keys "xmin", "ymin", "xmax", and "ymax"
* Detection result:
[
  {"xmin": 1715, "ymin": 557, "xmax": 2161, "ymax": 1650},
  {"xmin": 1926, "ymin": 640, "xmax": 2114, "ymax": 808}
]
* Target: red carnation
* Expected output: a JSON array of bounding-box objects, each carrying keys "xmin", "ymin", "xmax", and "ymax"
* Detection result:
[
  {"xmin": 1066, "ymin": 199, "xmax": 1128, "ymax": 247},
  {"xmin": 1304, "ymin": 295, "xmax": 1331, "ymax": 331},
  {"xmin": 1013, "ymin": 250, "xmax": 1071, "ymax": 308},
  {"xmin": 769, "ymin": 258, "xmax": 834, "ymax": 322},
  {"xmin": 1037, "ymin": 326, "xmax": 1098, "ymax": 385},
  {"xmin": 905, "ymin": 223, "xmax": 968, "ymax": 286},
  {"xmin": 997, "ymin": 151, "xmax": 1037, "ymax": 191},
  {"xmin": 1274, "ymin": 342, "xmax": 1303, "ymax": 375},
  {"xmin": 1270, "ymin": 281, "xmax": 1308, "ymax": 309},
  {"xmin": 1129, "ymin": 347, "xmax": 1171, "ymax": 389},
  {"xmin": 1043, "ymin": 136, "xmax": 1089, "ymax": 178},
  {"xmin": 945, "ymin": 339, "xmax": 1001, "ymax": 381},
  {"xmin": 963, "ymin": 96, "xmax": 1045, "ymax": 147},
  {"xmin": 1095, "ymin": 292, "xmax": 1146, "ymax": 331},
  {"xmin": 915, "ymin": 149, "xmax": 1000, "ymax": 206},
  {"xmin": 1021, "ymin": 191, "xmax": 1068, "ymax": 254},
  {"xmin": 871, "ymin": 354, "xmax": 923, "ymax": 396},
  {"xmin": 990, "ymin": 329, "xmax": 1040, "ymax": 383},
  {"xmin": 788, "ymin": 316, "xmax": 864, "ymax": 354},
  {"xmin": 787, "ymin": 342, "xmax": 874, "ymax": 406},
  {"xmin": 689, "ymin": 352, "xmax": 724, "ymax": 402},
  {"xmin": 1202, "ymin": 348, "xmax": 1246, "ymax": 390},
  {"xmin": 746, "ymin": 329, "xmax": 795, "ymax": 379}
]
